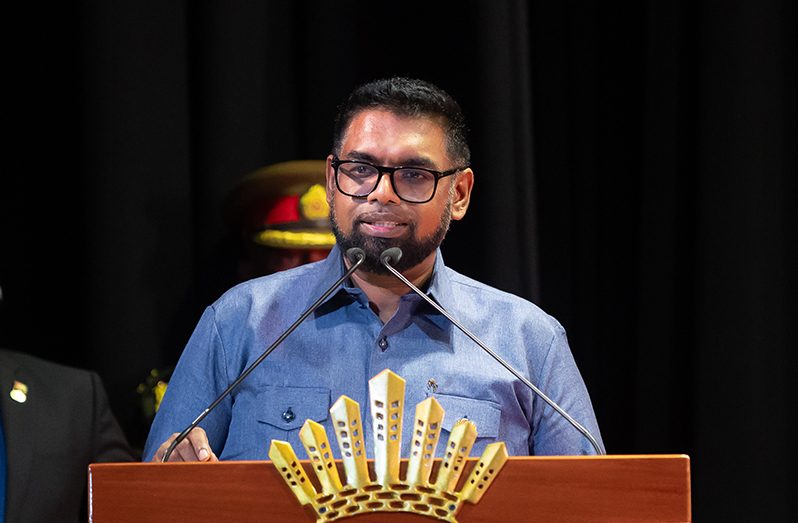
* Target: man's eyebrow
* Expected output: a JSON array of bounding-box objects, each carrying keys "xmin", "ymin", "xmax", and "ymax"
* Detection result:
[
  {"xmin": 343, "ymin": 151, "xmax": 438, "ymax": 169},
  {"xmin": 344, "ymin": 151, "xmax": 378, "ymax": 163},
  {"xmin": 397, "ymin": 156, "xmax": 437, "ymax": 168}
]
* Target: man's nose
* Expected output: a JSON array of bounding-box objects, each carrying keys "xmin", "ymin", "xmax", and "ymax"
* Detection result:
[{"xmin": 367, "ymin": 172, "xmax": 400, "ymax": 205}]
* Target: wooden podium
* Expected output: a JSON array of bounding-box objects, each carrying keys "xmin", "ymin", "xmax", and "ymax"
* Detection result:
[{"xmin": 88, "ymin": 455, "xmax": 690, "ymax": 522}]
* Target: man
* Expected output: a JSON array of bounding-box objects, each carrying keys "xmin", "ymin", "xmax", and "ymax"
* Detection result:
[
  {"xmin": 144, "ymin": 77, "xmax": 603, "ymax": 462},
  {"xmin": 0, "ymin": 348, "xmax": 136, "ymax": 522}
]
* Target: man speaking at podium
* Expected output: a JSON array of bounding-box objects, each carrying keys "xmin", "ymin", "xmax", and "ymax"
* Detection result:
[{"xmin": 144, "ymin": 77, "xmax": 604, "ymax": 462}]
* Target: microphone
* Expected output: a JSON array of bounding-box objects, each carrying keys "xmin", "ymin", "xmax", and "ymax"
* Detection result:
[
  {"xmin": 162, "ymin": 247, "xmax": 366, "ymax": 462},
  {"xmin": 379, "ymin": 247, "xmax": 604, "ymax": 455}
]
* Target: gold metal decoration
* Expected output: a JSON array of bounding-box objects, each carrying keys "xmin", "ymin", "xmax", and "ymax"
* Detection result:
[
  {"xmin": 10, "ymin": 380, "xmax": 28, "ymax": 403},
  {"xmin": 269, "ymin": 369, "xmax": 508, "ymax": 522}
]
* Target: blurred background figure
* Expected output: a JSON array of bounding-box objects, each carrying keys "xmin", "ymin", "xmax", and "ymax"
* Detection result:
[
  {"xmin": 224, "ymin": 159, "xmax": 335, "ymax": 279},
  {"xmin": 0, "ymin": 284, "xmax": 136, "ymax": 522},
  {"xmin": 137, "ymin": 160, "xmax": 334, "ymax": 434}
]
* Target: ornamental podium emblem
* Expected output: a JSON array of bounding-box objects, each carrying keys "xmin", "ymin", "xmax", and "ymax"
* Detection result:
[{"xmin": 269, "ymin": 369, "xmax": 508, "ymax": 522}]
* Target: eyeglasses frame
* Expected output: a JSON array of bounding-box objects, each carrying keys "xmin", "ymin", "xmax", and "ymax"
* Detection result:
[{"xmin": 330, "ymin": 155, "xmax": 470, "ymax": 204}]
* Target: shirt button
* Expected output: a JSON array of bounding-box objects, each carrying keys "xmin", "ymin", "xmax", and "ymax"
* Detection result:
[
  {"xmin": 378, "ymin": 337, "xmax": 388, "ymax": 351},
  {"xmin": 282, "ymin": 407, "xmax": 295, "ymax": 423}
]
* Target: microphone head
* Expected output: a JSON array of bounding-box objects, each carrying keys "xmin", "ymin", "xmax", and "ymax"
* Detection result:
[
  {"xmin": 345, "ymin": 247, "xmax": 366, "ymax": 264},
  {"xmin": 380, "ymin": 247, "xmax": 403, "ymax": 266}
]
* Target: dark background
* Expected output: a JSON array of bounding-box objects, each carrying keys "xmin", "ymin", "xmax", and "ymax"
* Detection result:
[{"xmin": 1, "ymin": 1, "xmax": 794, "ymax": 520}]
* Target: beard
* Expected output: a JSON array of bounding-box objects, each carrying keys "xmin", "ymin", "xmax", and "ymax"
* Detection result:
[{"xmin": 330, "ymin": 200, "xmax": 452, "ymax": 275}]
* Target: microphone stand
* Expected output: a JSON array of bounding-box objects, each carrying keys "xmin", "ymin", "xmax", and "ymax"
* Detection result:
[
  {"xmin": 162, "ymin": 248, "xmax": 366, "ymax": 462},
  {"xmin": 380, "ymin": 247, "xmax": 604, "ymax": 455}
]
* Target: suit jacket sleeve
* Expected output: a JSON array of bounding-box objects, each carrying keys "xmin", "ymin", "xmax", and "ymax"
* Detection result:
[{"xmin": 88, "ymin": 370, "xmax": 138, "ymax": 463}]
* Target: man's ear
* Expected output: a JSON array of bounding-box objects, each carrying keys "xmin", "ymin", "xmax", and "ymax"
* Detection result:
[
  {"xmin": 450, "ymin": 168, "xmax": 474, "ymax": 221},
  {"xmin": 325, "ymin": 155, "xmax": 336, "ymax": 205}
]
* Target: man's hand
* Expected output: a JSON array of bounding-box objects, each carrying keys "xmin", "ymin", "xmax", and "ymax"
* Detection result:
[{"xmin": 151, "ymin": 427, "xmax": 219, "ymax": 462}]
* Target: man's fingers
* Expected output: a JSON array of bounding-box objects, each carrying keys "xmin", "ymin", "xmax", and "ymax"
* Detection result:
[
  {"xmin": 151, "ymin": 433, "xmax": 179, "ymax": 462},
  {"xmin": 153, "ymin": 429, "xmax": 217, "ymax": 462},
  {"xmin": 185, "ymin": 428, "xmax": 216, "ymax": 461},
  {"xmin": 174, "ymin": 437, "xmax": 197, "ymax": 461}
]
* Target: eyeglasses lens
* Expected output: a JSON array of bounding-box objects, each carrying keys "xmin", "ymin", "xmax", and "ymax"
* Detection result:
[{"xmin": 337, "ymin": 162, "xmax": 436, "ymax": 203}]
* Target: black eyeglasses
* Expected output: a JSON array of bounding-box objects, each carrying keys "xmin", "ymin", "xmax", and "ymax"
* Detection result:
[{"xmin": 330, "ymin": 156, "xmax": 469, "ymax": 203}]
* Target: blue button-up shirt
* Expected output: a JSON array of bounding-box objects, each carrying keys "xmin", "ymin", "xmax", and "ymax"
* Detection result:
[{"xmin": 143, "ymin": 246, "xmax": 603, "ymax": 461}]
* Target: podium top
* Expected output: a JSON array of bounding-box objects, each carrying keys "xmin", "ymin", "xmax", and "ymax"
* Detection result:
[{"xmin": 89, "ymin": 454, "xmax": 691, "ymax": 522}]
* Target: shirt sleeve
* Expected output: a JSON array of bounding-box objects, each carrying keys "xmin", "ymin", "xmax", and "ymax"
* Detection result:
[
  {"xmin": 142, "ymin": 306, "xmax": 232, "ymax": 461},
  {"xmin": 528, "ymin": 322, "xmax": 605, "ymax": 455}
]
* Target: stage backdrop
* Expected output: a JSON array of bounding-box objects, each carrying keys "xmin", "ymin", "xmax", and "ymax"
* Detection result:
[{"xmin": 0, "ymin": 1, "xmax": 794, "ymax": 521}]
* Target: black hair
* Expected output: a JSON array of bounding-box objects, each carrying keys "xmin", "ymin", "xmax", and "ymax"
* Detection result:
[{"xmin": 332, "ymin": 77, "xmax": 471, "ymax": 165}]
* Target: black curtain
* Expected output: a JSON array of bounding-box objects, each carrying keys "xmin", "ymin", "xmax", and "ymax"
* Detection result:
[{"xmin": 1, "ymin": 1, "xmax": 794, "ymax": 520}]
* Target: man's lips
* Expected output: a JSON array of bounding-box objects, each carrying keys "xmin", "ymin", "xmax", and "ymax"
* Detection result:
[{"xmin": 356, "ymin": 214, "xmax": 410, "ymax": 238}]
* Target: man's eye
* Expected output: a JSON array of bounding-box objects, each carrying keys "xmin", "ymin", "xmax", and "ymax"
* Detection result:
[
  {"xmin": 398, "ymin": 169, "xmax": 434, "ymax": 184},
  {"xmin": 344, "ymin": 164, "xmax": 375, "ymax": 177}
]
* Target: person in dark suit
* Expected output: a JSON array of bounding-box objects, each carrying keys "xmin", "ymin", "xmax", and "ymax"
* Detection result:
[{"xmin": 0, "ymin": 348, "xmax": 136, "ymax": 522}]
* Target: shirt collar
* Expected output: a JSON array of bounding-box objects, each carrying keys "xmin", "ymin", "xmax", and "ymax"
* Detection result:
[
  {"xmin": 425, "ymin": 248, "xmax": 455, "ymax": 311},
  {"xmin": 310, "ymin": 244, "xmax": 456, "ymax": 317},
  {"xmin": 307, "ymin": 244, "xmax": 356, "ymax": 314}
]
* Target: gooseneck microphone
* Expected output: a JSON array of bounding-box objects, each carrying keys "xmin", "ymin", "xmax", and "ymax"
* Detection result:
[
  {"xmin": 379, "ymin": 247, "xmax": 604, "ymax": 455},
  {"xmin": 162, "ymin": 247, "xmax": 366, "ymax": 462}
]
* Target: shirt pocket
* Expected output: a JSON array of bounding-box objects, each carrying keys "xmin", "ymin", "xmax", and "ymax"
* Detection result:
[
  {"xmin": 434, "ymin": 394, "xmax": 501, "ymax": 439},
  {"xmin": 255, "ymin": 385, "xmax": 330, "ymax": 431}
]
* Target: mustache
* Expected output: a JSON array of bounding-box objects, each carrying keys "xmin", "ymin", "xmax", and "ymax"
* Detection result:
[{"xmin": 354, "ymin": 211, "xmax": 411, "ymax": 225}]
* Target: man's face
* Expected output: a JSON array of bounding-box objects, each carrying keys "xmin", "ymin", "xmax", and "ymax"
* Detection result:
[{"xmin": 326, "ymin": 109, "xmax": 473, "ymax": 273}]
